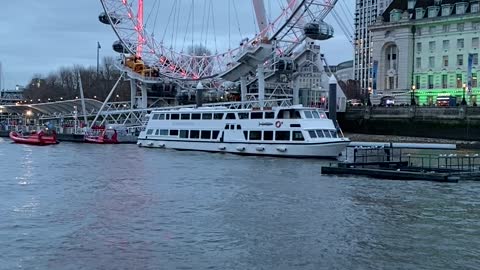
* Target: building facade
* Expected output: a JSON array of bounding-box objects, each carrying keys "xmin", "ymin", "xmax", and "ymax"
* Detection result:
[
  {"xmin": 370, "ymin": 0, "xmax": 480, "ymax": 105},
  {"xmin": 354, "ymin": 0, "xmax": 394, "ymax": 96}
]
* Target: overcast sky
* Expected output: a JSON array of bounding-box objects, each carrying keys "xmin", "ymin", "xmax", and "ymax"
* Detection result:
[{"xmin": 0, "ymin": 0, "xmax": 354, "ymax": 89}]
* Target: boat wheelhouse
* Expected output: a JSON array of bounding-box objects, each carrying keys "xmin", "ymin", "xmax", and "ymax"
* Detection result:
[{"xmin": 137, "ymin": 105, "xmax": 350, "ymax": 158}]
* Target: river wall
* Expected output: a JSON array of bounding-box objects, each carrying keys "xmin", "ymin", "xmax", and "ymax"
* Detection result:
[{"xmin": 339, "ymin": 106, "xmax": 480, "ymax": 141}]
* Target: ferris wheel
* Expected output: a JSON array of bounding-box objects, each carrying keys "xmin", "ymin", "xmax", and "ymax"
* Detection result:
[{"xmin": 99, "ymin": 0, "xmax": 338, "ymax": 82}]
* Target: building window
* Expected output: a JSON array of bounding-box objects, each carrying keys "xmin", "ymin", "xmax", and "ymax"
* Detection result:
[
  {"xmin": 416, "ymin": 57, "xmax": 422, "ymax": 68},
  {"xmin": 429, "ymin": 41, "xmax": 436, "ymax": 51},
  {"xmin": 428, "ymin": 75, "xmax": 434, "ymax": 89},
  {"xmin": 416, "ymin": 42, "xmax": 422, "ymax": 52},
  {"xmin": 457, "ymin": 74, "xmax": 463, "ymax": 88},
  {"xmin": 473, "ymin": 76, "xmax": 478, "ymax": 88},
  {"xmin": 457, "ymin": 54, "xmax": 464, "ymax": 66},
  {"xmin": 415, "ymin": 76, "xmax": 420, "ymax": 89},
  {"xmin": 473, "ymin": 37, "xmax": 479, "ymax": 48},
  {"xmin": 442, "ymin": 74, "xmax": 448, "ymax": 88},
  {"xmin": 429, "ymin": 26, "xmax": 436, "ymax": 34},
  {"xmin": 443, "ymin": 24, "xmax": 450, "ymax": 32},
  {"xmin": 473, "ymin": 53, "xmax": 479, "ymax": 65},
  {"xmin": 417, "ymin": 27, "xmax": 422, "ymax": 36},
  {"xmin": 429, "ymin": 56, "xmax": 435, "ymax": 68},
  {"xmin": 473, "ymin": 22, "xmax": 480, "ymax": 30},
  {"xmin": 443, "ymin": 40, "xmax": 450, "ymax": 50},
  {"xmin": 457, "ymin": 23, "xmax": 464, "ymax": 32},
  {"xmin": 472, "ymin": 3, "xmax": 480, "ymax": 13},
  {"xmin": 443, "ymin": 55, "xmax": 449, "ymax": 67},
  {"xmin": 457, "ymin": 39, "xmax": 464, "ymax": 49}
]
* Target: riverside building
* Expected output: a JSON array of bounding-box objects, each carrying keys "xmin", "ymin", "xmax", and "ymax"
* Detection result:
[
  {"xmin": 370, "ymin": 0, "xmax": 480, "ymax": 105},
  {"xmin": 354, "ymin": 0, "xmax": 394, "ymax": 98}
]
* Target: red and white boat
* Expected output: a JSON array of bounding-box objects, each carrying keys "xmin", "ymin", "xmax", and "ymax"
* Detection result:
[
  {"xmin": 9, "ymin": 130, "xmax": 59, "ymax": 145},
  {"xmin": 84, "ymin": 129, "xmax": 118, "ymax": 144}
]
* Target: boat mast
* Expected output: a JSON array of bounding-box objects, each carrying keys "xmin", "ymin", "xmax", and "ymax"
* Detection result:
[{"xmin": 78, "ymin": 71, "xmax": 89, "ymax": 129}]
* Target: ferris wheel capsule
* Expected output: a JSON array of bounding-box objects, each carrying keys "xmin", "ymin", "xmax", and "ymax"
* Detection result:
[
  {"xmin": 112, "ymin": 40, "xmax": 131, "ymax": 54},
  {"xmin": 98, "ymin": 12, "xmax": 121, "ymax": 25},
  {"xmin": 304, "ymin": 22, "xmax": 334, "ymax": 40}
]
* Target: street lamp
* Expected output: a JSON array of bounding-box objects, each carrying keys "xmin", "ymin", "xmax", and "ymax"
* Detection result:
[
  {"xmin": 411, "ymin": 85, "xmax": 416, "ymax": 106},
  {"xmin": 461, "ymin": 83, "xmax": 467, "ymax": 105}
]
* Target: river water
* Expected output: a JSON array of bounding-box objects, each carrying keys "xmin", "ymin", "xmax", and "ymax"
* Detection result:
[{"xmin": 1, "ymin": 138, "xmax": 480, "ymax": 269}]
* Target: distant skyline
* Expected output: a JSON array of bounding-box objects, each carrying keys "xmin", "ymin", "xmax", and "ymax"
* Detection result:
[{"xmin": 0, "ymin": 0, "xmax": 354, "ymax": 89}]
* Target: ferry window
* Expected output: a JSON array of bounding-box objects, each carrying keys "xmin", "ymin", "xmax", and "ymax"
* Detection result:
[
  {"xmin": 318, "ymin": 111, "xmax": 327, "ymax": 119},
  {"xmin": 169, "ymin": 130, "xmax": 179, "ymax": 136},
  {"xmin": 160, "ymin": 129, "xmax": 168, "ymax": 136},
  {"xmin": 192, "ymin": 113, "xmax": 201, "ymax": 120},
  {"xmin": 212, "ymin": 131, "xmax": 220, "ymax": 139},
  {"xmin": 190, "ymin": 130, "xmax": 200, "ymax": 139},
  {"xmin": 181, "ymin": 114, "xmax": 190, "ymax": 120},
  {"xmin": 152, "ymin": 114, "xmax": 160, "ymax": 120},
  {"xmin": 292, "ymin": 131, "xmax": 305, "ymax": 141},
  {"xmin": 243, "ymin": 131, "xmax": 248, "ymax": 140},
  {"xmin": 251, "ymin": 112, "xmax": 263, "ymax": 119},
  {"xmin": 155, "ymin": 129, "xmax": 160, "ymax": 135},
  {"xmin": 294, "ymin": 111, "xmax": 301, "ymax": 119},
  {"xmin": 265, "ymin": 112, "xmax": 275, "ymax": 119},
  {"xmin": 263, "ymin": 131, "xmax": 273, "ymax": 140},
  {"xmin": 323, "ymin": 130, "xmax": 332, "ymax": 138},
  {"xmin": 308, "ymin": 130, "xmax": 317, "ymax": 138},
  {"xmin": 290, "ymin": 124, "xmax": 301, "ymax": 128},
  {"xmin": 159, "ymin": 114, "xmax": 165, "ymax": 120},
  {"xmin": 249, "ymin": 131, "xmax": 262, "ymax": 140},
  {"xmin": 275, "ymin": 131, "xmax": 290, "ymax": 141},
  {"xmin": 202, "ymin": 113, "xmax": 212, "ymax": 120},
  {"xmin": 238, "ymin": 113, "xmax": 249, "ymax": 119},
  {"xmin": 237, "ymin": 125, "xmax": 241, "ymax": 130},
  {"xmin": 180, "ymin": 130, "xmax": 189, "ymax": 138},
  {"xmin": 166, "ymin": 114, "xmax": 170, "ymax": 120},
  {"xmin": 225, "ymin": 113, "xmax": 235, "ymax": 120},
  {"xmin": 146, "ymin": 129, "xmax": 154, "ymax": 135},
  {"xmin": 329, "ymin": 130, "xmax": 338, "ymax": 138},
  {"xmin": 214, "ymin": 113, "xmax": 224, "ymax": 120},
  {"xmin": 312, "ymin": 111, "xmax": 320, "ymax": 119},
  {"xmin": 304, "ymin": 111, "xmax": 313, "ymax": 119},
  {"xmin": 225, "ymin": 124, "xmax": 230, "ymax": 130},
  {"xmin": 171, "ymin": 114, "xmax": 180, "ymax": 120},
  {"xmin": 201, "ymin": 130, "xmax": 211, "ymax": 139},
  {"xmin": 316, "ymin": 130, "xmax": 325, "ymax": 138},
  {"xmin": 230, "ymin": 125, "xmax": 235, "ymax": 130}
]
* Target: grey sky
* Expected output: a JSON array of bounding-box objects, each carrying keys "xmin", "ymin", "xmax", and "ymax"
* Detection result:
[{"xmin": 0, "ymin": 0, "xmax": 354, "ymax": 89}]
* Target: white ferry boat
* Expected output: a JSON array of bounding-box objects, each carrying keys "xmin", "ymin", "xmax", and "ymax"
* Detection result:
[{"xmin": 137, "ymin": 105, "xmax": 350, "ymax": 158}]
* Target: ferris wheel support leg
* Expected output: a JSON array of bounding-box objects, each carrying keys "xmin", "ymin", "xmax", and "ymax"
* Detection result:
[
  {"xmin": 89, "ymin": 73, "xmax": 124, "ymax": 129},
  {"xmin": 257, "ymin": 65, "xmax": 265, "ymax": 109},
  {"xmin": 130, "ymin": 79, "xmax": 136, "ymax": 109},
  {"xmin": 240, "ymin": 76, "xmax": 248, "ymax": 106},
  {"xmin": 293, "ymin": 77, "xmax": 300, "ymax": 105},
  {"xmin": 140, "ymin": 83, "xmax": 148, "ymax": 109}
]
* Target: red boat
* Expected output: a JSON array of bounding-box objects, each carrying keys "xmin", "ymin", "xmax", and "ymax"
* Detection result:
[
  {"xmin": 9, "ymin": 130, "xmax": 59, "ymax": 145},
  {"xmin": 84, "ymin": 129, "xmax": 118, "ymax": 144}
]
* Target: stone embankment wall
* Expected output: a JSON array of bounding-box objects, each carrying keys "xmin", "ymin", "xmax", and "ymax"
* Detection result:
[{"xmin": 339, "ymin": 106, "xmax": 480, "ymax": 141}]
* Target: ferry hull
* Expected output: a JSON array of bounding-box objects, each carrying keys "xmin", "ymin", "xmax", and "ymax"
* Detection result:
[{"xmin": 137, "ymin": 139, "xmax": 349, "ymax": 158}]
